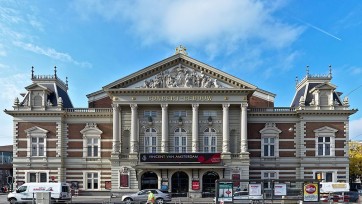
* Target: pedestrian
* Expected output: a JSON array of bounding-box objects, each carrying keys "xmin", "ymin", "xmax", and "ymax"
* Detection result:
[{"xmin": 147, "ymin": 190, "xmax": 155, "ymax": 204}]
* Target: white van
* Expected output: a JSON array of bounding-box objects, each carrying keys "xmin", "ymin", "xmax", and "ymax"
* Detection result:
[{"xmin": 7, "ymin": 182, "xmax": 71, "ymax": 203}]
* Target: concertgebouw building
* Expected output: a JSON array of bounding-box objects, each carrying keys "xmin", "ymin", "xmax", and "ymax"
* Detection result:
[{"xmin": 5, "ymin": 46, "xmax": 357, "ymax": 197}]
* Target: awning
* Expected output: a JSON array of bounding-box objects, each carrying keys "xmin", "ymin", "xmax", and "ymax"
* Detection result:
[{"xmin": 134, "ymin": 165, "xmax": 227, "ymax": 169}]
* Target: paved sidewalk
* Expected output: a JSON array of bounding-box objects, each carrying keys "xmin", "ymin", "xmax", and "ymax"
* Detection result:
[{"xmin": 70, "ymin": 196, "xmax": 214, "ymax": 204}]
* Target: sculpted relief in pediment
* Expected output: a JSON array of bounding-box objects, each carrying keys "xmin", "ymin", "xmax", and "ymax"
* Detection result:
[{"xmin": 139, "ymin": 66, "xmax": 227, "ymax": 89}]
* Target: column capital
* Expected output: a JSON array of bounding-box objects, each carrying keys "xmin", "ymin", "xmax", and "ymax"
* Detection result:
[
  {"xmin": 130, "ymin": 104, "xmax": 138, "ymax": 109},
  {"xmin": 112, "ymin": 104, "xmax": 120, "ymax": 109},
  {"xmin": 161, "ymin": 104, "xmax": 168, "ymax": 109},
  {"xmin": 192, "ymin": 103, "xmax": 199, "ymax": 109},
  {"xmin": 223, "ymin": 103, "xmax": 230, "ymax": 109},
  {"xmin": 241, "ymin": 102, "xmax": 248, "ymax": 108}
]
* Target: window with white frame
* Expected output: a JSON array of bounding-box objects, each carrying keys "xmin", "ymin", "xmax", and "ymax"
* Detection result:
[
  {"xmin": 26, "ymin": 171, "xmax": 48, "ymax": 183},
  {"xmin": 314, "ymin": 171, "xmax": 336, "ymax": 182},
  {"xmin": 261, "ymin": 171, "xmax": 278, "ymax": 189},
  {"xmin": 31, "ymin": 137, "xmax": 45, "ymax": 156},
  {"xmin": 174, "ymin": 128, "xmax": 187, "ymax": 153},
  {"xmin": 25, "ymin": 126, "xmax": 48, "ymax": 157},
  {"xmin": 203, "ymin": 127, "xmax": 216, "ymax": 152},
  {"xmin": 263, "ymin": 138, "xmax": 275, "ymax": 157},
  {"xmin": 173, "ymin": 110, "xmax": 187, "ymax": 117},
  {"xmin": 145, "ymin": 128, "xmax": 157, "ymax": 153},
  {"xmin": 87, "ymin": 137, "xmax": 99, "ymax": 157},
  {"xmin": 314, "ymin": 126, "xmax": 337, "ymax": 157},
  {"xmin": 86, "ymin": 172, "xmax": 99, "ymax": 190},
  {"xmin": 81, "ymin": 123, "xmax": 103, "ymax": 158},
  {"xmin": 260, "ymin": 123, "xmax": 281, "ymax": 158}
]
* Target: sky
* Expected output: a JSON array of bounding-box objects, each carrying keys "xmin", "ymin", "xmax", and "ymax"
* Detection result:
[{"xmin": 1, "ymin": 0, "xmax": 362, "ymax": 145}]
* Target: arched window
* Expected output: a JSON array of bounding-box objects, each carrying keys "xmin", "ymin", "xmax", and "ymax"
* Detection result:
[
  {"xmin": 174, "ymin": 128, "xmax": 187, "ymax": 153},
  {"xmin": 33, "ymin": 95, "xmax": 42, "ymax": 106},
  {"xmin": 203, "ymin": 128, "xmax": 216, "ymax": 153},
  {"xmin": 145, "ymin": 128, "xmax": 157, "ymax": 153}
]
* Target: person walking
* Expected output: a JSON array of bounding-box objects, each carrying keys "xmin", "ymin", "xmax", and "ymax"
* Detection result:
[{"xmin": 147, "ymin": 190, "xmax": 155, "ymax": 204}]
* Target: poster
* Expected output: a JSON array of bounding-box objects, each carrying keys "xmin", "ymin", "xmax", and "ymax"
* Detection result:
[
  {"xmin": 249, "ymin": 184, "xmax": 262, "ymax": 196},
  {"xmin": 161, "ymin": 179, "xmax": 169, "ymax": 191},
  {"xmin": 218, "ymin": 182, "xmax": 233, "ymax": 202},
  {"xmin": 274, "ymin": 183, "xmax": 287, "ymax": 196},
  {"xmin": 303, "ymin": 183, "xmax": 318, "ymax": 202}
]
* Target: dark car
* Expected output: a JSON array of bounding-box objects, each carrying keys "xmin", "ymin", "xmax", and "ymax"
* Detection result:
[
  {"xmin": 121, "ymin": 189, "xmax": 171, "ymax": 204},
  {"xmin": 330, "ymin": 191, "xmax": 359, "ymax": 202}
]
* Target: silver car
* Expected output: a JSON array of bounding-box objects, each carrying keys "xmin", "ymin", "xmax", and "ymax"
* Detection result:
[{"xmin": 121, "ymin": 189, "xmax": 171, "ymax": 204}]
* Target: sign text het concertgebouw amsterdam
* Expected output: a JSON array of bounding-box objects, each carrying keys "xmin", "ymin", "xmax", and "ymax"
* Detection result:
[
  {"xmin": 148, "ymin": 95, "xmax": 212, "ymax": 102},
  {"xmin": 140, "ymin": 153, "xmax": 221, "ymax": 164}
]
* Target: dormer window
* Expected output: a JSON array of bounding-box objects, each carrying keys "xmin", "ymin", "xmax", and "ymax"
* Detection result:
[{"xmin": 33, "ymin": 94, "xmax": 42, "ymax": 107}]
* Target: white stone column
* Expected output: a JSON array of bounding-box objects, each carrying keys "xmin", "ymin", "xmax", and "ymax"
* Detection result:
[
  {"xmin": 222, "ymin": 104, "xmax": 230, "ymax": 153},
  {"xmin": 112, "ymin": 104, "xmax": 120, "ymax": 154},
  {"xmin": 192, "ymin": 104, "xmax": 199, "ymax": 152},
  {"xmin": 240, "ymin": 103, "xmax": 248, "ymax": 153},
  {"xmin": 161, "ymin": 104, "xmax": 168, "ymax": 153},
  {"xmin": 130, "ymin": 104, "xmax": 138, "ymax": 153}
]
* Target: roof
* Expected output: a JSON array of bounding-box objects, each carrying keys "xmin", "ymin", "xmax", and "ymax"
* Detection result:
[{"xmin": 0, "ymin": 145, "xmax": 12, "ymax": 152}]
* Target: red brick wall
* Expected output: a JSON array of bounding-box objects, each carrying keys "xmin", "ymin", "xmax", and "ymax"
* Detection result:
[
  {"xmin": 305, "ymin": 122, "xmax": 346, "ymax": 156},
  {"xmin": 17, "ymin": 122, "xmax": 57, "ymax": 157},
  {"xmin": 248, "ymin": 95, "xmax": 274, "ymax": 108},
  {"xmin": 89, "ymin": 97, "xmax": 112, "ymax": 108}
]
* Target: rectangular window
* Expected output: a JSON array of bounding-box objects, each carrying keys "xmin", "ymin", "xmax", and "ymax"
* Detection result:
[
  {"xmin": 145, "ymin": 128, "xmax": 157, "ymax": 153},
  {"xmin": 144, "ymin": 111, "xmax": 157, "ymax": 117},
  {"xmin": 315, "ymin": 172, "xmax": 334, "ymax": 182},
  {"xmin": 317, "ymin": 136, "xmax": 331, "ymax": 156},
  {"xmin": 28, "ymin": 172, "xmax": 48, "ymax": 183},
  {"xmin": 173, "ymin": 111, "xmax": 187, "ymax": 117},
  {"xmin": 87, "ymin": 173, "xmax": 99, "ymax": 190},
  {"xmin": 30, "ymin": 173, "xmax": 36, "ymax": 182},
  {"xmin": 40, "ymin": 173, "xmax": 47, "ymax": 182},
  {"xmin": 203, "ymin": 111, "xmax": 217, "ymax": 117},
  {"xmin": 87, "ymin": 138, "xmax": 99, "ymax": 157},
  {"xmin": 263, "ymin": 137, "xmax": 275, "ymax": 157},
  {"xmin": 31, "ymin": 137, "xmax": 45, "ymax": 157},
  {"xmin": 262, "ymin": 172, "xmax": 277, "ymax": 189}
]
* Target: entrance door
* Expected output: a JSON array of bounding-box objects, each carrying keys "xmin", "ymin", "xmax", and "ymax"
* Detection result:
[
  {"xmin": 171, "ymin": 171, "xmax": 189, "ymax": 197},
  {"xmin": 141, "ymin": 172, "xmax": 158, "ymax": 190},
  {"xmin": 202, "ymin": 171, "xmax": 219, "ymax": 198}
]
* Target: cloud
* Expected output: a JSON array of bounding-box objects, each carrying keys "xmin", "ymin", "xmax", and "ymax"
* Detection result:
[
  {"xmin": 350, "ymin": 117, "xmax": 362, "ymax": 141},
  {"xmin": 13, "ymin": 41, "xmax": 92, "ymax": 68},
  {"xmin": 71, "ymin": 0, "xmax": 303, "ymax": 56}
]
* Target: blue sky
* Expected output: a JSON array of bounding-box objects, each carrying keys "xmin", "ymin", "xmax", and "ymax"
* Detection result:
[{"xmin": 1, "ymin": 0, "xmax": 362, "ymax": 145}]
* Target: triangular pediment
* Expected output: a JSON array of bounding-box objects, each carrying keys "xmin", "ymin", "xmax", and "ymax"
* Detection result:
[
  {"xmin": 314, "ymin": 126, "xmax": 338, "ymax": 133},
  {"xmin": 25, "ymin": 83, "xmax": 50, "ymax": 92},
  {"xmin": 103, "ymin": 54, "xmax": 257, "ymax": 91},
  {"xmin": 25, "ymin": 126, "xmax": 49, "ymax": 134},
  {"xmin": 80, "ymin": 123, "xmax": 103, "ymax": 136},
  {"xmin": 309, "ymin": 82, "xmax": 336, "ymax": 93}
]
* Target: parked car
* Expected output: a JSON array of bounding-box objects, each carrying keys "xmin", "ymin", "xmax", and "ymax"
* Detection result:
[{"xmin": 121, "ymin": 189, "xmax": 171, "ymax": 204}]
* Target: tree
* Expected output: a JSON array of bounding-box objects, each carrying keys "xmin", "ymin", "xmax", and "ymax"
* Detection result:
[{"xmin": 349, "ymin": 141, "xmax": 362, "ymax": 183}]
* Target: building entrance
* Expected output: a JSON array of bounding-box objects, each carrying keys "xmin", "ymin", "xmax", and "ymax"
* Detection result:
[
  {"xmin": 141, "ymin": 171, "xmax": 158, "ymax": 189},
  {"xmin": 202, "ymin": 171, "xmax": 219, "ymax": 198},
  {"xmin": 171, "ymin": 171, "xmax": 189, "ymax": 197}
]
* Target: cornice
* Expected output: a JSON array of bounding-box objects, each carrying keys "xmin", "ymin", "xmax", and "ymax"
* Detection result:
[{"xmin": 107, "ymin": 88, "xmax": 254, "ymax": 95}]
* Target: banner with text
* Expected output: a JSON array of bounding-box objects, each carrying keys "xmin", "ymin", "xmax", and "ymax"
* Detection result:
[{"xmin": 140, "ymin": 153, "xmax": 221, "ymax": 163}]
